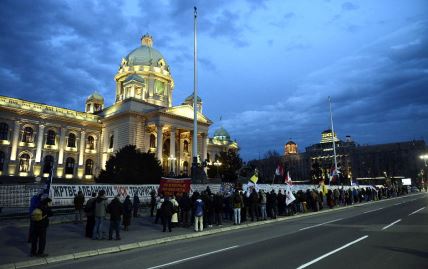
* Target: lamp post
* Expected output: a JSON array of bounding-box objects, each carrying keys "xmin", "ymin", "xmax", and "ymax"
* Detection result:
[
  {"xmin": 168, "ymin": 155, "xmax": 176, "ymax": 176},
  {"xmin": 420, "ymin": 154, "xmax": 428, "ymax": 191},
  {"xmin": 420, "ymin": 154, "xmax": 428, "ymax": 166},
  {"xmin": 213, "ymin": 160, "xmax": 222, "ymax": 179}
]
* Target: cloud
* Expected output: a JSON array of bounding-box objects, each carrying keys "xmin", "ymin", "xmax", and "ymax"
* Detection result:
[{"xmin": 342, "ymin": 2, "xmax": 359, "ymax": 11}]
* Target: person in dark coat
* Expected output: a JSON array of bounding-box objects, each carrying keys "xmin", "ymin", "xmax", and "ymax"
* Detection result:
[
  {"xmin": 74, "ymin": 191, "xmax": 85, "ymax": 224},
  {"xmin": 150, "ymin": 190, "xmax": 156, "ymax": 217},
  {"xmin": 160, "ymin": 196, "xmax": 174, "ymax": 232},
  {"xmin": 122, "ymin": 195, "xmax": 133, "ymax": 231},
  {"xmin": 179, "ymin": 192, "xmax": 191, "ymax": 227},
  {"xmin": 108, "ymin": 195, "xmax": 123, "ymax": 240},
  {"xmin": 30, "ymin": 197, "xmax": 52, "ymax": 257},
  {"xmin": 133, "ymin": 195, "xmax": 140, "ymax": 218},
  {"xmin": 84, "ymin": 192, "xmax": 97, "ymax": 238}
]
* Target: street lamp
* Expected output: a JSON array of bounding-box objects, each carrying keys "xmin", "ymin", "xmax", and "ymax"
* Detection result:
[
  {"xmin": 213, "ymin": 160, "xmax": 222, "ymax": 179},
  {"xmin": 420, "ymin": 154, "xmax": 428, "ymax": 166},
  {"xmin": 167, "ymin": 155, "xmax": 176, "ymax": 176}
]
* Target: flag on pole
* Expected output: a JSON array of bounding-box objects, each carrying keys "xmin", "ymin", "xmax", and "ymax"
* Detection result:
[
  {"xmin": 284, "ymin": 171, "xmax": 293, "ymax": 185},
  {"xmin": 285, "ymin": 184, "xmax": 296, "ymax": 205},
  {"xmin": 249, "ymin": 174, "xmax": 258, "ymax": 184}
]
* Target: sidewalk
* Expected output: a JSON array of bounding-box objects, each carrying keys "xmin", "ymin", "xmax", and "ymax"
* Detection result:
[{"xmin": 0, "ymin": 193, "xmax": 423, "ymax": 269}]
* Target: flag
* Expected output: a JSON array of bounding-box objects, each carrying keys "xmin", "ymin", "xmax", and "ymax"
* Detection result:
[
  {"xmin": 275, "ymin": 164, "xmax": 284, "ymax": 177},
  {"xmin": 249, "ymin": 174, "xmax": 258, "ymax": 184},
  {"xmin": 285, "ymin": 184, "xmax": 296, "ymax": 205},
  {"xmin": 284, "ymin": 171, "xmax": 293, "ymax": 185}
]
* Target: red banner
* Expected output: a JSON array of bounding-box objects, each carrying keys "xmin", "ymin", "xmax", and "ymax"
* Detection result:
[{"xmin": 159, "ymin": 177, "xmax": 191, "ymax": 197}]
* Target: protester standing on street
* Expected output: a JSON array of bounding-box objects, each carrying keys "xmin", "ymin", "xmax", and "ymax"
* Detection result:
[
  {"xmin": 84, "ymin": 192, "xmax": 97, "ymax": 238},
  {"xmin": 28, "ymin": 190, "xmax": 43, "ymax": 243},
  {"xmin": 30, "ymin": 197, "xmax": 52, "ymax": 257},
  {"xmin": 160, "ymin": 196, "xmax": 173, "ymax": 232},
  {"xmin": 150, "ymin": 189, "xmax": 157, "ymax": 217},
  {"xmin": 74, "ymin": 191, "xmax": 85, "ymax": 224},
  {"xmin": 122, "ymin": 195, "xmax": 132, "ymax": 231},
  {"xmin": 133, "ymin": 194, "xmax": 140, "ymax": 218},
  {"xmin": 93, "ymin": 190, "xmax": 108, "ymax": 240},
  {"xmin": 179, "ymin": 192, "xmax": 191, "ymax": 227},
  {"xmin": 194, "ymin": 194, "xmax": 204, "ymax": 232},
  {"xmin": 170, "ymin": 194, "xmax": 179, "ymax": 228},
  {"xmin": 233, "ymin": 190, "xmax": 243, "ymax": 225},
  {"xmin": 108, "ymin": 195, "xmax": 123, "ymax": 240}
]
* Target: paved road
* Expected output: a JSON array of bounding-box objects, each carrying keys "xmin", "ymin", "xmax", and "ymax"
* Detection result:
[{"xmin": 37, "ymin": 193, "xmax": 428, "ymax": 269}]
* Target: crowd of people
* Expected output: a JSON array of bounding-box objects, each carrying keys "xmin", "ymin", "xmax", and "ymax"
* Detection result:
[{"xmin": 26, "ymin": 184, "xmax": 413, "ymax": 257}]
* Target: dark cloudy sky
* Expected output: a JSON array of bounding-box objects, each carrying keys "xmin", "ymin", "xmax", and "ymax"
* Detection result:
[{"xmin": 0, "ymin": 0, "xmax": 427, "ymax": 160}]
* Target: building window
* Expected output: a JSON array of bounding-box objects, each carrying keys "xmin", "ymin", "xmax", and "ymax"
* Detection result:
[
  {"xmin": 183, "ymin": 161, "xmax": 189, "ymax": 176},
  {"xmin": 19, "ymin": 153, "xmax": 30, "ymax": 172},
  {"xmin": 46, "ymin": 130, "xmax": 56, "ymax": 145},
  {"xmin": 0, "ymin": 123, "xmax": 8, "ymax": 140},
  {"xmin": 67, "ymin": 133, "xmax": 76, "ymax": 147},
  {"xmin": 150, "ymin": 134, "xmax": 156, "ymax": 148},
  {"xmin": 22, "ymin": 127, "xmax": 33, "ymax": 143},
  {"xmin": 87, "ymin": 136, "xmax": 95, "ymax": 150},
  {"xmin": 65, "ymin": 157, "xmax": 75, "ymax": 175},
  {"xmin": 0, "ymin": 151, "xmax": 5, "ymax": 171},
  {"xmin": 109, "ymin": 135, "xmax": 114, "ymax": 149},
  {"xmin": 43, "ymin": 155, "xmax": 54, "ymax": 174},
  {"xmin": 184, "ymin": 140, "xmax": 189, "ymax": 153},
  {"xmin": 85, "ymin": 159, "xmax": 94, "ymax": 175}
]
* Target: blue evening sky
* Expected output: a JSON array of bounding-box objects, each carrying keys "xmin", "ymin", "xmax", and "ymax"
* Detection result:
[{"xmin": 0, "ymin": 0, "xmax": 427, "ymax": 160}]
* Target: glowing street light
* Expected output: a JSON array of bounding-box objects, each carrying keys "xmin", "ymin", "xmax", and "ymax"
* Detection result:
[
  {"xmin": 420, "ymin": 154, "xmax": 428, "ymax": 166},
  {"xmin": 213, "ymin": 160, "xmax": 222, "ymax": 179},
  {"xmin": 168, "ymin": 155, "xmax": 176, "ymax": 176}
]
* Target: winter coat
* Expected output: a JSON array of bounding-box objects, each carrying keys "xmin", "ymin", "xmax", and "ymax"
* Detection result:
[
  {"xmin": 171, "ymin": 198, "xmax": 179, "ymax": 223},
  {"xmin": 160, "ymin": 199, "xmax": 174, "ymax": 218},
  {"xmin": 194, "ymin": 199, "xmax": 204, "ymax": 217},
  {"xmin": 108, "ymin": 198, "xmax": 123, "ymax": 221},
  {"xmin": 85, "ymin": 197, "xmax": 96, "ymax": 217},
  {"xmin": 233, "ymin": 193, "xmax": 243, "ymax": 209},
  {"xmin": 94, "ymin": 196, "xmax": 108, "ymax": 218},
  {"xmin": 123, "ymin": 198, "xmax": 133, "ymax": 218},
  {"xmin": 179, "ymin": 194, "xmax": 192, "ymax": 211},
  {"xmin": 74, "ymin": 193, "xmax": 85, "ymax": 210}
]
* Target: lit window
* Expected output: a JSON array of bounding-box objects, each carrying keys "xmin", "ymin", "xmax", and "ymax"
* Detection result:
[
  {"xmin": 0, "ymin": 151, "xmax": 5, "ymax": 171},
  {"xmin": 65, "ymin": 157, "xmax": 75, "ymax": 175},
  {"xmin": 150, "ymin": 134, "xmax": 156, "ymax": 148},
  {"xmin": 19, "ymin": 154, "xmax": 30, "ymax": 172},
  {"xmin": 22, "ymin": 127, "xmax": 33, "ymax": 143},
  {"xmin": 109, "ymin": 135, "xmax": 114, "ymax": 149},
  {"xmin": 87, "ymin": 136, "xmax": 95, "ymax": 150},
  {"xmin": 85, "ymin": 159, "xmax": 94, "ymax": 175},
  {"xmin": 184, "ymin": 141, "xmax": 189, "ymax": 153}
]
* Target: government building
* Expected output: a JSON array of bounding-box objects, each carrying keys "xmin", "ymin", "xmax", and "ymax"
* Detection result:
[
  {"xmin": 283, "ymin": 130, "xmax": 426, "ymax": 185},
  {"xmin": 0, "ymin": 34, "xmax": 238, "ymax": 183}
]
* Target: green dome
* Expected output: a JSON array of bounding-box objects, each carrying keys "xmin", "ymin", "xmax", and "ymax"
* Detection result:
[
  {"xmin": 124, "ymin": 74, "xmax": 145, "ymax": 84},
  {"xmin": 213, "ymin": 127, "xmax": 230, "ymax": 141},
  {"xmin": 184, "ymin": 93, "xmax": 202, "ymax": 103},
  {"xmin": 124, "ymin": 34, "xmax": 168, "ymax": 68},
  {"xmin": 87, "ymin": 91, "xmax": 104, "ymax": 102}
]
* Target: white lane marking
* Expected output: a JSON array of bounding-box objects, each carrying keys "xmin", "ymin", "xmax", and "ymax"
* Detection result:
[
  {"xmin": 394, "ymin": 202, "xmax": 403, "ymax": 205},
  {"xmin": 296, "ymin": 235, "xmax": 369, "ymax": 269},
  {"xmin": 382, "ymin": 219, "xmax": 401, "ymax": 230},
  {"xmin": 146, "ymin": 245, "xmax": 239, "ymax": 269},
  {"xmin": 409, "ymin": 207, "xmax": 425, "ymax": 216},
  {"xmin": 299, "ymin": 218, "xmax": 343, "ymax": 231},
  {"xmin": 363, "ymin": 207, "xmax": 383, "ymax": 214}
]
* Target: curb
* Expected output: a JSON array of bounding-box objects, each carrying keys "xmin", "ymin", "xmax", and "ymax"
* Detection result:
[{"xmin": 1, "ymin": 192, "xmax": 424, "ymax": 269}]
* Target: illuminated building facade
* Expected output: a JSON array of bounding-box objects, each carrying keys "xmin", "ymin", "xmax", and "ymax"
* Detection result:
[{"xmin": 0, "ymin": 34, "xmax": 237, "ymax": 182}]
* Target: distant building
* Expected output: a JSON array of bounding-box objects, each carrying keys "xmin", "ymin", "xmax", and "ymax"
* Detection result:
[
  {"xmin": 283, "ymin": 130, "xmax": 426, "ymax": 184},
  {"xmin": 0, "ymin": 34, "xmax": 238, "ymax": 182}
]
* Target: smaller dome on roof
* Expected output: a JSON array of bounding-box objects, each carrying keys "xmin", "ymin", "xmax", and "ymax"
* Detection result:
[
  {"xmin": 184, "ymin": 93, "xmax": 202, "ymax": 103},
  {"xmin": 213, "ymin": 127, "xmax": 230, "ymax": 141},
  {"xmin": 286, "ymin": 140, "xmax": 296, "ymax": 145},
  {"xmin": 322, "ymin": 129, "xmax": 332, "ymax": 134},
  {"xmin": 87, "ymin": 91, "xmax": 104, "ymax": 102}
]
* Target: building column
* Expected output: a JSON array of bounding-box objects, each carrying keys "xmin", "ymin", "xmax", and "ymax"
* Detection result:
[
  {"xmin": 78, "ymin": 130, "xmax": 86, "ymax": 166},
  {"xmin": 170, "ymin": 128, "xmax": 176, "ymax": 173},
  {"xmin": 10, "ymin": 121, "xmax": 21, "ymax": 161},
  {"xmin": 58, "ymin": 126, "xmax": 66, "ymax": 165},
  {"xmin": 201, "ymin": 133, "xmax": 207, "ymax": 163},
  {"xmin": 156, "ymin": 125, "xmax": 163, "ymax": 164}
]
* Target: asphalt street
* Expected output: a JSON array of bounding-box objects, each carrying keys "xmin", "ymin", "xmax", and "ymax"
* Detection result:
[{"xmin": 36, "ymin": 193, "xmax": 428, "ymax": 269}]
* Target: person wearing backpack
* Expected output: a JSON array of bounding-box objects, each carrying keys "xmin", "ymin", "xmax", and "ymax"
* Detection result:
[
  {"xmin": 85, "ymin": 192, "xmax": 97, "ymax": 238},
  {"xmin": 233, "ymin": 190, "xmax": 243, "ymax": 225},
  {"xmin": 30, "ymin": 197, "xmax": 52, "ymax": 257},
  {"xmin": 194, "ymin": 193, "xmax": 204, "ymax": 232}
]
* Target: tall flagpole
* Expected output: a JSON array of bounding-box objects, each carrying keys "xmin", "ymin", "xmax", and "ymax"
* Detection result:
[
  {"xmin": 192, "ymin": 6, "xmax": 198, "ymax": 182},
  {"xmin": 329, "ymin": 96, "xmax": 338, "ymax": 186}
]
